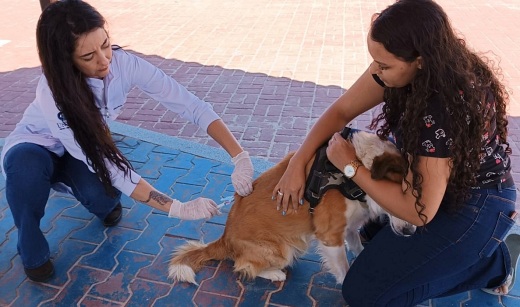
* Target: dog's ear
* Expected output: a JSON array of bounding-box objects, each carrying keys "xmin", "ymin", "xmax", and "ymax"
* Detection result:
[{"xmin": 371, "ymin": 152, "xmax": 407, "ymax": 183}]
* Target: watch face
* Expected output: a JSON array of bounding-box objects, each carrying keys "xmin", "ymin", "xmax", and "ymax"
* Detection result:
[{"xmin": 344, "ymin": 165, "xmax": 355, "ymax": 178}]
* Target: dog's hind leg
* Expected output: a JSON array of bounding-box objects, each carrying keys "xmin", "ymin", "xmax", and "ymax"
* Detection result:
[
  {"xmin": 232, "ymin": 240, "xmax": 294, "ymax": 282},
  {"xmin": 257, "ymin": 268, "xmax": 287, "ymax": 281},
  {"xmin": 234, "ymin": 257, "xmax": 287, "ymax": 282}
]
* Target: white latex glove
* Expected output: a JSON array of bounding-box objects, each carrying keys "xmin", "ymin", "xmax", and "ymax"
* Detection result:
[
  {"xmin": 168, "ymin": 198, "xmax": 221, "ymax": 220},
  {"xmin": 231, "ymin": 151, "xmax": 254, "ymax": 196}
]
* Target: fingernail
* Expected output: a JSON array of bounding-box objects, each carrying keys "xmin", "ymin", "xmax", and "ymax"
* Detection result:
[
  {"xmin": 299, "ymin": 199, "xmax": 304, "ymax": 205},
  {"xmin": 282, "ymin": 210, "xmax": 286, "ymax": 216}
]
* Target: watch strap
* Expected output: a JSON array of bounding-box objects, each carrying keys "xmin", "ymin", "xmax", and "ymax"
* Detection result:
[{"xmin": 346, "ymin": 159, "xmax": 362, "ymax": 178}]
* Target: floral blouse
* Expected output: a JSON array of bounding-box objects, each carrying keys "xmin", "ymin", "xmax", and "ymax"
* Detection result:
[{"xmin": 373, "ymin": 74, "xmax": 512, "ymax": 188}]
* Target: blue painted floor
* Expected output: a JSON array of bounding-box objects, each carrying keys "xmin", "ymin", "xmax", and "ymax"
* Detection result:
[{"xmin": 0, "ymin": 125, "xmax": 519, "ymax": 307}]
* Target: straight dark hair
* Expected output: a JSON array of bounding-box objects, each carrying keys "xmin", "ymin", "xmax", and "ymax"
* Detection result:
[{"xmin": 37, "ymin": 0, "xmax": 134, "ymax": 196}]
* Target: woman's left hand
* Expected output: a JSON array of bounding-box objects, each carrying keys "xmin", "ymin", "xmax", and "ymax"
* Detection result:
[
  {"xmin": 326, "ymin": 132, "xmax": 358, "ymax": 171},
  {"xmin": 231, "ymin": 151, "xmax": 254, "ymax": 196}
]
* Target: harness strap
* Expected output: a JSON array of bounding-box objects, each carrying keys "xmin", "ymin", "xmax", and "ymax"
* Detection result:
[{"xmin": 304, "ymin": 127, "xmax": 367, "ymax": 214}]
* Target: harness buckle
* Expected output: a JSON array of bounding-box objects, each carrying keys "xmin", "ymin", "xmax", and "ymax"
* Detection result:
[{"xmin": 349, "ymin": 188, "xmax": 365, "ymax": 199}]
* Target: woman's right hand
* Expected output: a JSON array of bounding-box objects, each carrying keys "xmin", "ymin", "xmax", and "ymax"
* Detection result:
[
  {"xmin": 168, "ymin": 197, "xmax": 221, "ymax": 220},
  {"xmin": 272, "ymin": 158, "xmax": 307, "ymax": 216}
]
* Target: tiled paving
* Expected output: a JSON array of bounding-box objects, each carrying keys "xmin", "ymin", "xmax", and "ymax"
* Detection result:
[
  {"xmin": 1, "ymin": 0, "xmax": 520, "ymax": 306},
  {"xmin": 0, "ymin": 129, "xmax": 518, "ymax": 307}
]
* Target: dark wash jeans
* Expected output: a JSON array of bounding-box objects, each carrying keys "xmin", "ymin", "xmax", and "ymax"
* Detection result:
[
  {"xmin": 342, "ymin": 183, "xmax": 517, "ymax": 306},
  {"xmin": 3, "ymin": 143, "xmax": 121, "ymax": 269}
]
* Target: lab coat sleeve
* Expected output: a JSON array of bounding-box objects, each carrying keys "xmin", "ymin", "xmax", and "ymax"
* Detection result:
[{"xmin": 118, "ymin": 50, "xmax": 221, "ymax": 132}]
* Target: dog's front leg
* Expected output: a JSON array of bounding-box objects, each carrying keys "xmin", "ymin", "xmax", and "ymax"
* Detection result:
[
  {"xmin": 317, "ymin": 242, "xmax": 349, "ymax": 284},
  {"xmin": 313, "ymin": 190, "xmax": 351, "ymax": 284},
  {"xmin": 344, "ymin": 199, "xmax": 371, "ymax": 257},
  {"xmin": 345, "ymin": 227, "xmax": 364, "ymax": 256}
]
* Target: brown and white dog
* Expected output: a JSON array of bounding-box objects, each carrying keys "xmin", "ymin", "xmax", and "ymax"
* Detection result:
[{"xmin": 168, "ymin": 131, "xmax": 415, "ymax": 285}]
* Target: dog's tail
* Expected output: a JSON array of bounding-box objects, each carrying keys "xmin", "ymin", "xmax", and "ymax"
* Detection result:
[{"xmin": 168, "ymin": 238, "xmax": 229, "ymax": 285}]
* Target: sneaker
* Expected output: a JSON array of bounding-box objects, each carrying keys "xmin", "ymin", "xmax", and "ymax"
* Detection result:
[
  {"xmin": 103, "ymin": 202, "xmax": 122, "ymax": 227},
  {"xmin": 24, "ymin": 259, "xmax": 55, "ymax": 282}
]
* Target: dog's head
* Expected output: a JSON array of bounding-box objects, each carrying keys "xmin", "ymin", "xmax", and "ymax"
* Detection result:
[
  {"xmin": 370, "ymin": 152, "xmax": 407, "ymax": 183},
  {"xmin": 351, "ymin": 131, "xmax": 400, "ymax": 170},
  {"xmin": 350, "ymin": 131, "xmax": 415, "ymax": 237}
]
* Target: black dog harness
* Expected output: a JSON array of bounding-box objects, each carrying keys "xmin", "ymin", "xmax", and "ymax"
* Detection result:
[{"xmin": 304, "ymin": 127, "xmax": 366, "ymax": 214}]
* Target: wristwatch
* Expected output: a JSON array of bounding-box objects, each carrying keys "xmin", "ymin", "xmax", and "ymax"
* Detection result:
[{"xmin": 343, "ymin": 159, "xmax": 363, "ymax": 179}]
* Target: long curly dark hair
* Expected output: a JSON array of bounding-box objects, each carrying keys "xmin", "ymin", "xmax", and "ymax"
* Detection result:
[
  {"xmin": 36, "ymin": 0, "xmax": 134, "ymax": 197},
  {"xmin": 369, "ymin": 0, "xmax": 509, "ymax": 224}
]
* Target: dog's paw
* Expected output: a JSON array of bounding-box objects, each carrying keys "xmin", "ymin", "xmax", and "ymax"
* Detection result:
[
  {"xmin": 344, "ymin": 237, "xmax": 364, "ymax": 257},
  {"xmin": 350, "ymin": 245, "xmax": 364, "ymax": 257},
  {"xmin": 168, "ymin": 264, "xmax": 198, "ymax": 285},
  {"xmin": 390, "ymin": 217, "xmax": 417, "ymax": 236},
  {"xmin": 257, "ymin": 269, "xmax": 286, "ymax": 282}
]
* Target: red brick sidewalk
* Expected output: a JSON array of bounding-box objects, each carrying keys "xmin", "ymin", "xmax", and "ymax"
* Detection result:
[{"xmin": 1, "ymin": 0, "xmax": 519, "ymax": 163}]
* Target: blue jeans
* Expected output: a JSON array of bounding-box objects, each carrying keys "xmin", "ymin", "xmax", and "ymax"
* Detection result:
[
  {"xmin": 3, "ymin": 143, "xmax": 121, "ymax": 269},
  {"xmin": 342, "ymin": 183, "xmax": 517, "ymax": 306}
]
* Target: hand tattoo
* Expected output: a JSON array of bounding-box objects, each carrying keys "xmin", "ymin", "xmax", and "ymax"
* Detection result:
[{"xmin": 143, "ymin": 191, "xmax": 172, "ymax": 206}]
